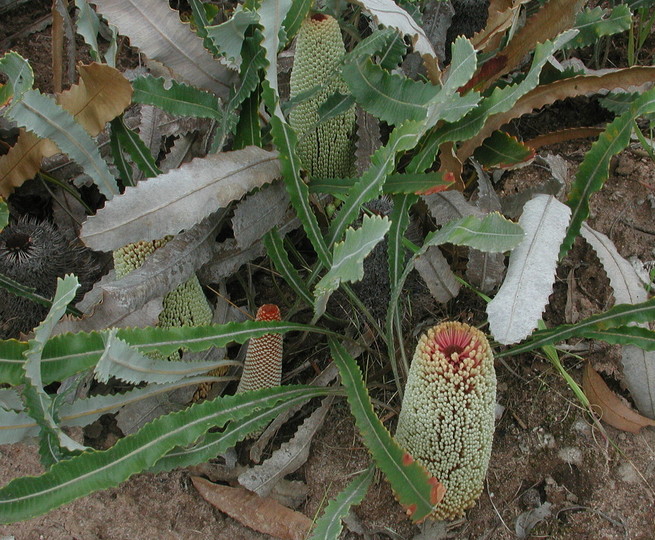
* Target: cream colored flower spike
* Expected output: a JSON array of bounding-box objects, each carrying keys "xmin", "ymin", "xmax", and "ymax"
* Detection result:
[
  {"xmin": 237, "ymin": 304, "xmax": 283, "ymax": 394},
  {"xmin": 395, "ymin": 322, "xmax": 496, "ymax": 521}
]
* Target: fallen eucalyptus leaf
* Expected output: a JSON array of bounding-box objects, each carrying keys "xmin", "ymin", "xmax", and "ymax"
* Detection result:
[
  {"xmin": 582, "ymin": 363, "xmax": 655, "ymax": 433},
  {"xmin": 191, "ymin": 477, "xmax": 313, "ymax": 540}
]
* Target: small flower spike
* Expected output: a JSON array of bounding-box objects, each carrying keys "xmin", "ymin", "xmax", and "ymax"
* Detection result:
[
  {"xmin": 237, "ymin": 304, "xmax": 283, "ymax": 394},
  {"xmin": 395, "ymin": 322, "xmax": 496, "ymax": 521}
]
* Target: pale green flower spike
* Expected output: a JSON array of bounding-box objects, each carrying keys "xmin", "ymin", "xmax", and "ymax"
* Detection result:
[
  {"xmin": 113, "ymin": 239, "xmax": 212, "ymax": 362},
  {"xmin": 395, "ymin": 321, "xmax": 496, "ymax": 520},
  {"xmin": 289, "ymin": 13, "xmax": 356, "ymax": 179}
]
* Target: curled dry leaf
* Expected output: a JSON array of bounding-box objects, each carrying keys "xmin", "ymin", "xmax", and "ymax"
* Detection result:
[
  {"xmin": 582, "ymin": 363, "xmax": 655, "ymax": 433},
  {"xmin": 191, "ymin": 477, "xmax": 313, "ymax": 540},
  {"xmin": 0, "ymin": 63, "xmax": 132, "ymax": 197}
]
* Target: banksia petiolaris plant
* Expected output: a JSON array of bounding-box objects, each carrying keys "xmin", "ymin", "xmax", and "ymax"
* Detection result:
[
  {"xmin": 289, "ymin": 14, "xmax": 356, "ymax": 179},
  {"xmin": 237, "ymin": 304, "xmax": 283, "ymax": 394},
  {"xmin": 395, "ymin": 322, "xmax": 496, "ymax": 520}
]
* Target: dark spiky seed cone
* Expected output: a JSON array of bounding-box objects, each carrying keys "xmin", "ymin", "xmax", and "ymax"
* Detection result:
[{"xmin": 0, "ymin": 217, "xmax": 100, "ymax": 338}]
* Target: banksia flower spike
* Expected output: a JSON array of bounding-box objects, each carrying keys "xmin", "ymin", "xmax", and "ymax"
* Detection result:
[
  {"xmin": 289, "ymin": 14, "xmax": 356, "ymax": 179},
  {"xmin": 113, "ymin": 238, "xmax": 212, "ymax": 362},
  {"xmin": 237, "ymin": 304, "xmax": 283, "ymax": 394},
  {"xmin": 395, "ymin": 322, "xmax": 496, "ymax": 521}
]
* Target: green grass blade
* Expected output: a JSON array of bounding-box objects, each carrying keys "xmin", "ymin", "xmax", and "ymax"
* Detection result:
[
  {"xmin": 0, "ymin": 385, "xmax": 330, "ymax": 523},
  {"xmin": 309, "ymin": 465, "xmax": 375, "ymax": 540},
  {"xmin": 328, "ymin": 338, "xmax": 442, "ymax": 522}
]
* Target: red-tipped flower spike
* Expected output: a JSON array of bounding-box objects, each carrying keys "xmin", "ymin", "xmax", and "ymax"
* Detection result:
[
  {"xmin": 395, "ymin": 322, "xmax": 496, "ymax": 520},
  {"xmin": 237, "ymin": 304, "xmax": 283, "ymax": 394}
]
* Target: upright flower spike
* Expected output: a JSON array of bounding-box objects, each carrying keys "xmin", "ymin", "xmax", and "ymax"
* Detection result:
[
  {"xmin": 113, "ymin": 238, "xmax": 213, "ymax": 362},
  {"xmin": 395, "ymin": 322, "xmax": 496, "ymax": 521},
  {"xmin": 237, "ymin": 304, "xmax": 283, "ymax": 394},
  {"xmin": 289, "ymin": 14, "xmax": 356, "ymax": 179}
]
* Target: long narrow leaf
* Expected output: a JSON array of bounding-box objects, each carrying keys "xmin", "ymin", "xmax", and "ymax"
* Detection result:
[
  {"xmin": 328, "ymin": 338, "xmax": 444, "ymax": 522},
  {"xmin": 497, "ymin": 298, "xmax": 655, "ymax": 358},
  {"xmin": 132, "ymin": 76, "xmax": 223, "ymax": 119},
  {"xmin": 5, "ymin": 90, "xmax": 119, "ymax": 198},
  {"xmin": 561, "ymin": 88, "xmax": 655, "ymax": 257},
  {"xmin": 0, "ymin": 386, "xmax": 331, "ymax": 523},
  {"xmin": 309, "ymin": 465, "xmax": 375, "ymax": 540},
  {"xmin": 0, "ymin": 321, "xmax": 339, "ymax": 386},
  {"xmin": 264, "ymin": 228, "xmax": 314, "ymax": 306},
  {"xmin": 21, "ymin": 276, "xmax": 85, "ymax": 463}
]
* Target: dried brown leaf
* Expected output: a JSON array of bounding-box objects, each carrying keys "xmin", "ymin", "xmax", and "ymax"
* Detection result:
[
  {"xmin": 0, "ymin": 63, "xmax": 132, "ymax": 197},
  {"xmin": 458, "ymin": 66, "xmax": 655, "ymax": 162},
  {"xmin": 471, "ymin": 0, "xmax": 527, "ymax": 54},
  {"xmin": 475, "ymin": 0, "xmax": 585, "ymax": 92},
  {"xmin": 191, "ymin": 477, "xmax": 313, "ymax": 540},
  {"xmin": 582, "ymin": 363, "xmax": 655, "ymax": 433}
]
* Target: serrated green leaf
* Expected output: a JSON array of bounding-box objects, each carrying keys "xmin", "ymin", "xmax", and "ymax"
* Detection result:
[
  {"xmin": 317, "ymin": 92, "xmax": 357, "ymax": 124},
  {"xmin": 423, "ymin": 212, "xmax": 524, "ymax": 254},
  {"xmin": 258, "ymin": 0, "xmax": 292, "ymax": 103},
  {"xmin": 315, "ymin": 215, "xmax": 391, "ymax": 316},
  {"xmin": 328, "ymin": 338, "xmax": 441, "ymax": 522},
  {"xmin": 473, "ymin": 131, "xmax": 536, "ymax": 168},
  {"xmin": 413, "ymin": 31, "xmax": 578, "ymax": 172},
  {"xmin": 565, "ymin": 5, "xmax": 632, "ymax": 49},
  {"xmin": 94, "ymin": 329, "xmax": 240, "ymax": 385},
  {"xmin": 4, "ymin": 89, "xmax": 119, "ymax": 199},
  {"xmin": 0, "ymin": 385, "xmax": 331, "ymax": 523},
  {"xmin": 213, "ymin": 34, "xmax": 267, "ymax": 152},
  {"xmin": 498, "ymin": 298, "xmax": 655, "ymax": 357},
  {"xmin": 108, "ymin": 118, "xmax": 134, "ymax": 186},
  {"xmin": 0, "ymin": 376, "xmax": 223, "ymax": 444},
  {"xmin": 309, "ymin": 465, "xmax": 375, "ymax": 540},
  {"xmin": 388, "ymin": 194, "xmax": 418, "ymax": 287},
  {"xmin": 280, "ymin": 0, "xmax": 313, "ymax": 43},
  {"xmin": 132, "ymin": 75, "xmax": 222, "ymax": 119},
  {"xmin": 328, "ymin": 120, "xmax": 427, "ymax": 248},
  {"xmin": 264, "ymin": 228, "xmax": 314, "ymax": 306},
  {"xmin": 343, "ymin": 58, "xmax": 439, "ymax": 125},
  {"xmin": 74, "ymin": 0, "xmax": 102, "ymax": 61},
  {"xmin": 561, "ymin": 88, "xmax": 655, "ymax": 258},
  {"xmin": 0, "ymin": 51, "xmax": 34, "ymax": 104},
  {"xmin": 205, "ymin": 7, "xmax": 259, "ymax": 64},
  {"xmin": 0, "ymin": 320, "xmax": 337, "ymax": 387},
  {"xmin": 269, "ymin": 114, "xmax": 331, "ymax": 267},
  {"xmin": 21, "ymin": 276, "xmax": 86, "ymax": 463},
  {"xmin": 109, "ymin": 115, "xmax": 161, "ymax": 179},
  {"xmin": 582, "ymin": 326, "xmax": 655, "ymax": 351},
  {"xmin": 310, "ymin": 171, "xmax": 453, "ymax": 196},
  {"xmin": 188, "ymin": 0, "xmax": 221, "ymax": 55},
  {"xmin": 0, "ymin": 272, "xmax": 82, "ymax": 317},
  {"xmin": 232, "ymin": 83, "xmax": 262, "ymax": 149},
  {"xmin": 150, "ymin": 388, "xmax": 334, "ymax": 473}
]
